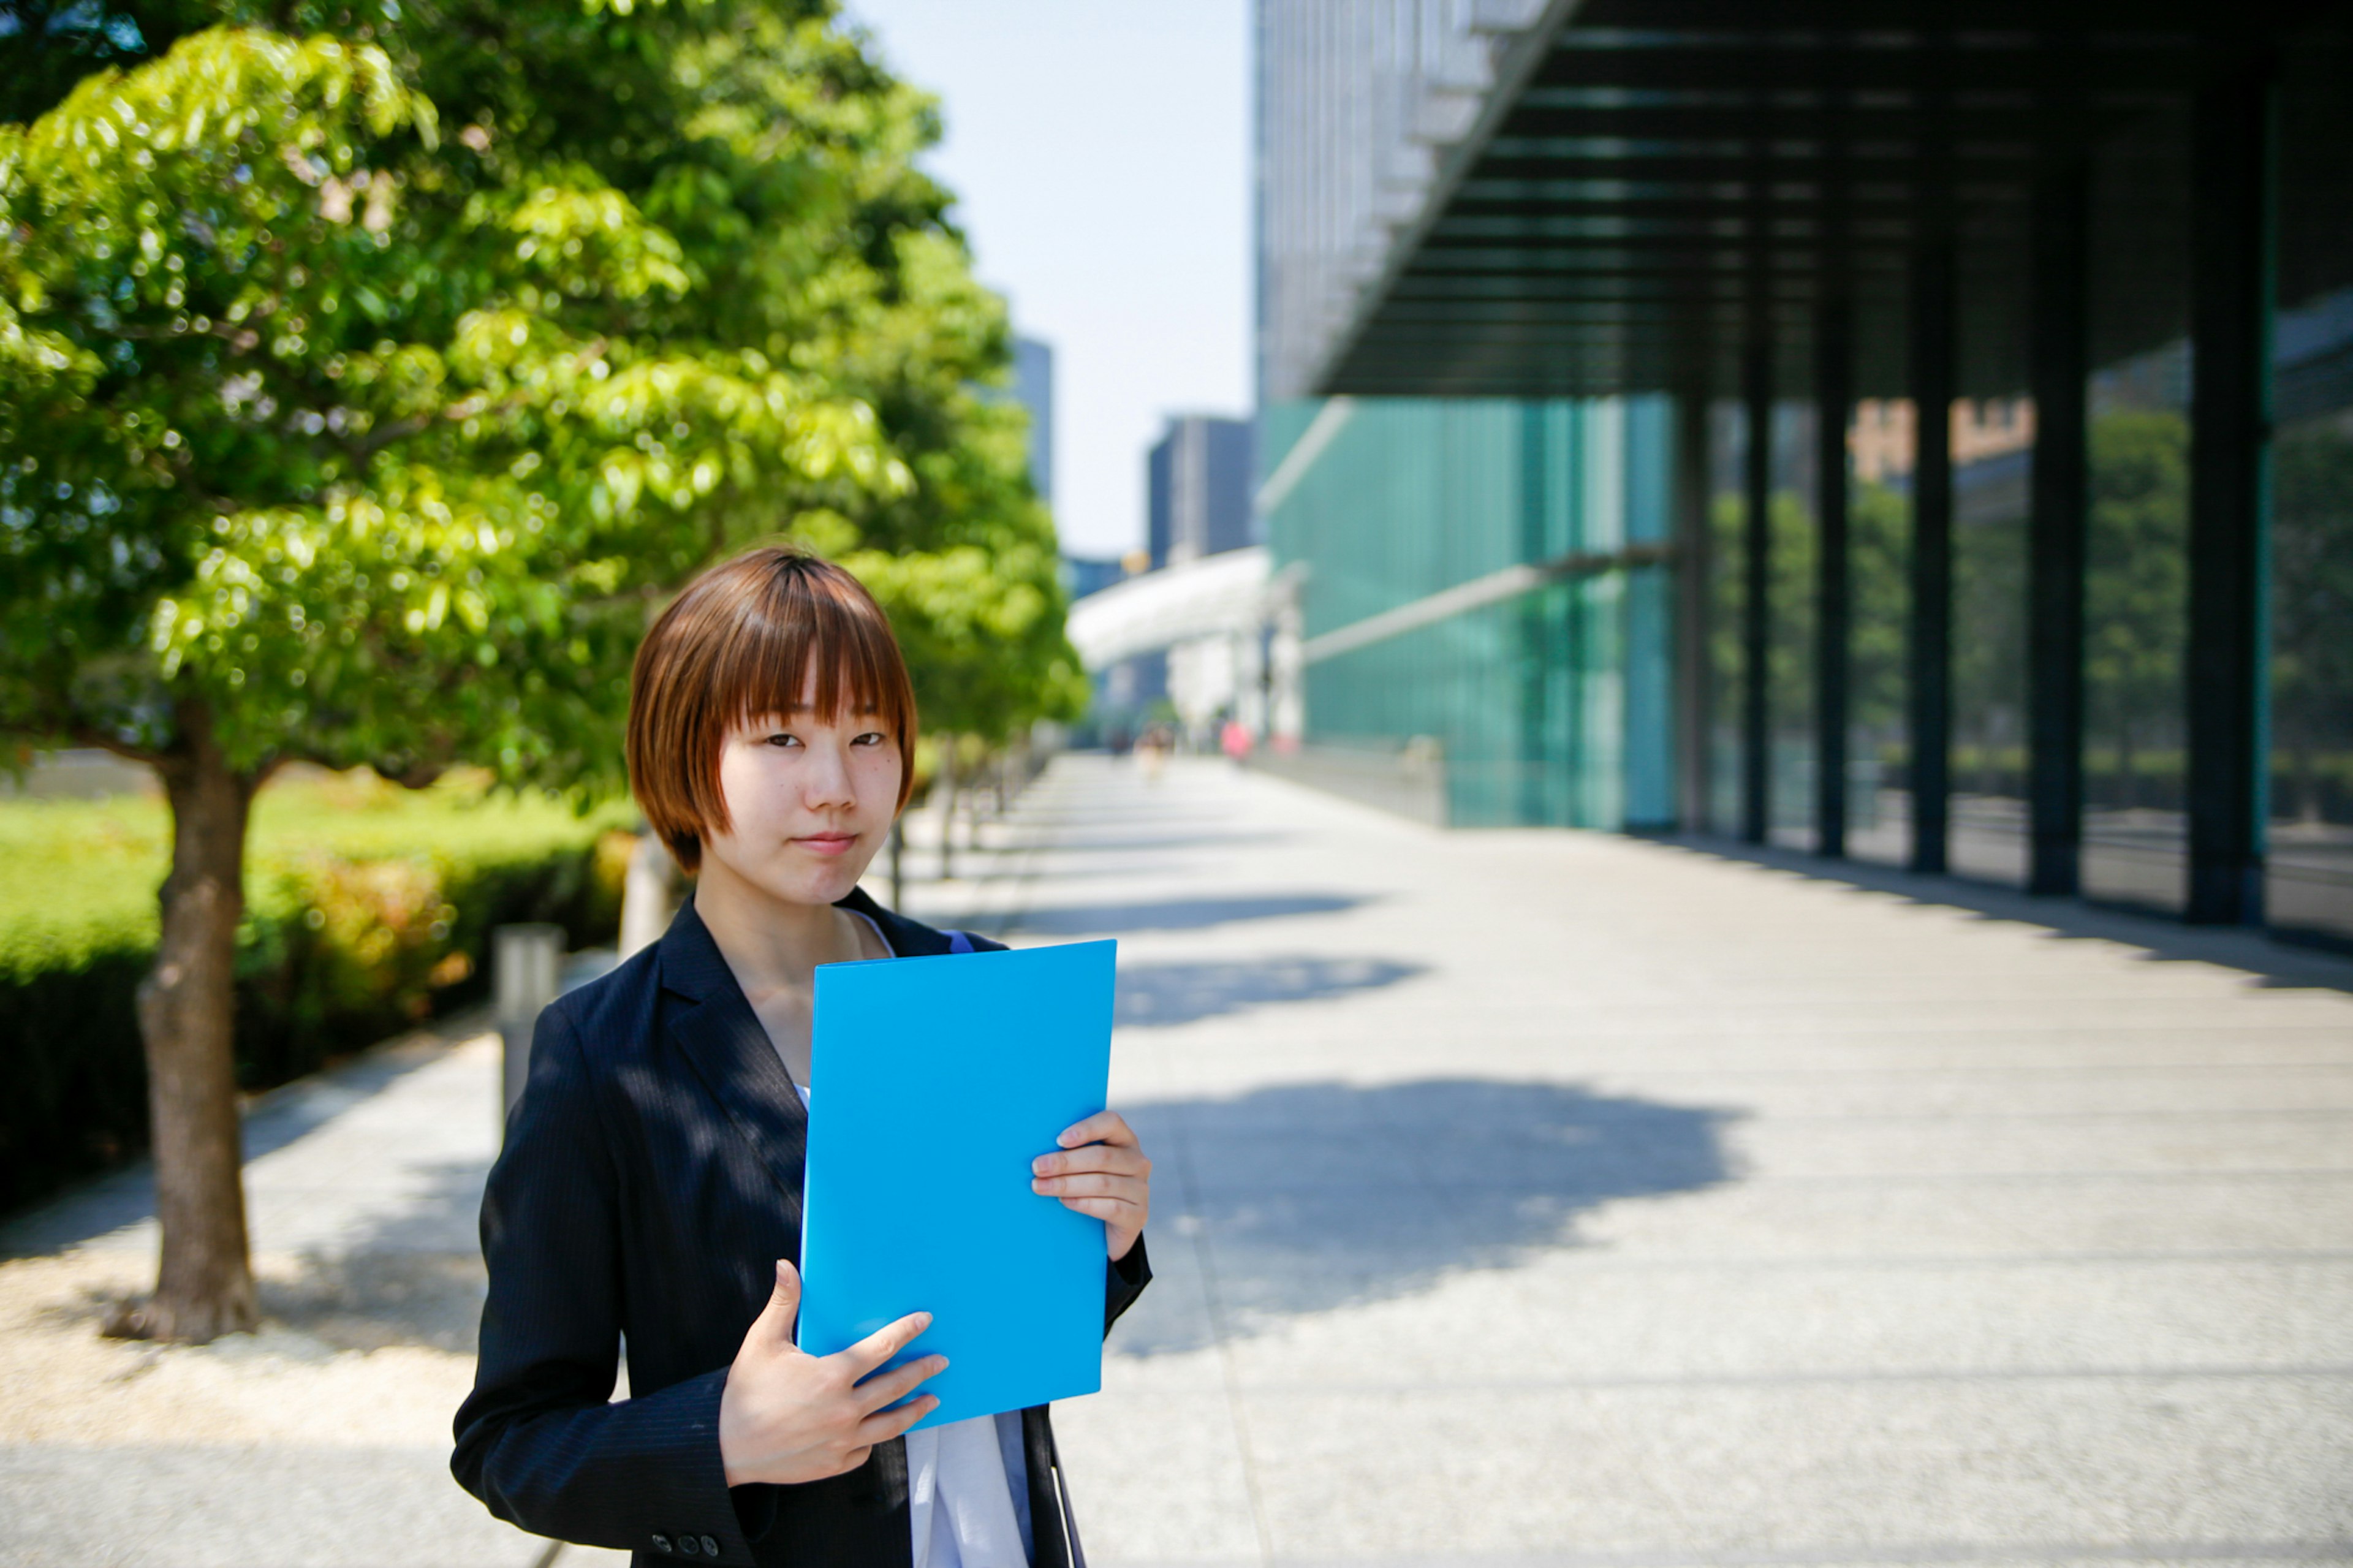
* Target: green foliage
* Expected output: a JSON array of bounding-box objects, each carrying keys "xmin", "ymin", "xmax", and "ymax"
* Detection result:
[
  {"xmin": 1847, "ymin": 479, "xmax": 1909, "ymax": 744},
  {"xmin": 0, "ymin": 4, "xmax": 220, "ymax": 128},
  {"xmin": 0, "ymin": 770, "xmax": 634, "ymax": 1208},
  {"xmin": 1953, "ymin": 490, "xmax": 2029, "ymax": 795},
  {"xmin": 2085, "ymin": 409, "xmax": 2189, "ymax": 809},
  {"xmin": 2273, "ymin": 416, "xmax": 2353, "ymax": 822},
  {"xmin": 2, "ymin": 2, "xmax": 1075, "ymax": 800}
]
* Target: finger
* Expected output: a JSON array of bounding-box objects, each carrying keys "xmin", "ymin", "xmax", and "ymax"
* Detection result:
[
  {"xmin": 754, "ymin": 1260, "xmax": 801, "ymax": 1346},
  {"xmin": 853, "ymin": 1353, "xmax": 949, "ymax": 1414},
  {"xmin": 1057, "ymin": 1110, "xmax": 1135, "ymax": 1149},
  {"xmin": 855, "ymin": 1395, "xmax": 941, "ymax": 1445},
  {"xmin": 1033, "ymin": 1171, "xmax": 1144, "ymax": 1200},
  {"xmin": 1058, "ymin": 1194, "xmax": 1145, "ymax": 1224},
  {"xmin": 1033, "ymin": 1145, "xmax": 1148, "ymax": 1178},
  {"xmin": 837, "ymin": 1309, "xmax": 934, "ymax": 1375}
]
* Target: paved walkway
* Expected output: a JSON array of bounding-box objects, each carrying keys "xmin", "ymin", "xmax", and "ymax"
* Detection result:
[
  {"xmin": 974, "ymin": 757, "xmax": 2353, "ymax": 1567},
  {"xmin": 2, "ymin": 754, "xmax": 2348, "ymax": 1566},
  {"xmin": 0, "ymin": 1019, "xmax": 553, "ymax": 1567}
]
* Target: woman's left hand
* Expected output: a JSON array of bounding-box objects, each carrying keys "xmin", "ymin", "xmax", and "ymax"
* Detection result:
[{"xmin": 1033, "ymin": 1110, "xmax": 1151, "ymax": 1262}]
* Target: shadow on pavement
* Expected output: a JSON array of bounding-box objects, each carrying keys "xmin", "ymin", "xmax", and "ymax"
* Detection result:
[
  {"xmin": 1115, "ymin": 955, "xmax": 1420, "ymax": 1028},
  {"xmin": 0, "ymin": 1031, "xmax": 469, "ymax": 1259},
  {"xmin": 1016, "ymin": 893, "xmax": 1367, "ymax": 936},
  {"xmin": 1114, "ymin": 1078, "xmax": 1732, "ymax": 1355},
  {"xmin": 263, "ymin": 1246, "xmax": 487, "ymax": 1355}
]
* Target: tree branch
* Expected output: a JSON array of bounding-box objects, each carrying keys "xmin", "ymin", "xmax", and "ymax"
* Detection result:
[{"xmin": 69, "ymin": 722, "xmax": 165, "ymax": 768}]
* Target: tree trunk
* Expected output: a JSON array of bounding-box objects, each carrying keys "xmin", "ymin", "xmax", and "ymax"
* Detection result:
[
  {"xmin": 2295, "ymin": 732, "xmax": 2321, "ymax": 825},
  {"xmin": 618, "ymin": 830, "xmax": 681, "ymax": 958},
  {"xmin": 110, "ymin": 702, "xmax": 260, "ymax": 1344},
  {"xmin": 887, "ymin": 818, "xmax": 904, "ymax": 910},
  {"xmin": 938, "ymin": 738, "xmax": 957, "ymax": 882}
]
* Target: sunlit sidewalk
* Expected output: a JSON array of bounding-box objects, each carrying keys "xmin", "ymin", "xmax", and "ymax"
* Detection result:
[
  {"xmin": 940, "ymin": 754, "xmax": 2353, "ymax": 1568},
  {"xmin": 0, "ymin": 1014, "xmax": 555, "ymax": 1567},
  {"xmin": 4, "ymin": 752, "xmax": 2349, "ymax": 1568}
]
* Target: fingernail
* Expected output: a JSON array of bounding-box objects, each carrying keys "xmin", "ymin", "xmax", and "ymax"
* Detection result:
[
  {"xmin": 1059, "ymin": 1132, "xmax": 1080, "ymax": 1146},
  {"xmin": 1031, "ymin": 1179, "xmax": 1048, "ymax": 1193},
  {"xmin": 1031, "ymin": 1156, "xmax": 1051, "ymax": 1175}
]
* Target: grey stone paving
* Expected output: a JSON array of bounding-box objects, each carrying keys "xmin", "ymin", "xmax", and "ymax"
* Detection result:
[
  {"xmin": 0, "ymin": 1008, "xmax": 591, "ymax": 1567},
  {"xmin": 936, "ymin": 757, "xmax": 2353, "ymax": 1568},
  {"xmin": 3, "ymin": 752, "xmax": 2349, "ymax": 1567}
]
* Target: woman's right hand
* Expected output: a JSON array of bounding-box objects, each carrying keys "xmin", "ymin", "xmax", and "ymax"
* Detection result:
[{"xmin": 718, "ymin": 1260, "xmax": 945, "ymax": 1486}]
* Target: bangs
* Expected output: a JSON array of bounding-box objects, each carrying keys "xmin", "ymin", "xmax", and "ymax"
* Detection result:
[
  {"xmin": 627, "ymin": 548, "xmax": 920, "ymax": 872},
  {"xmin": 708, "ymin": 567, "xmax": 912, "ymax": 739}
]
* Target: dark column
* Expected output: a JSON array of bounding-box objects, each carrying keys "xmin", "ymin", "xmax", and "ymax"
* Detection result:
[
  {"xmin": 2026, "ymin": 162, "xmax": 2090, "ymax": 897},
  {"xmin": 1517, "ymin": 402, "xmax": 1552, "ymax": 827},
  {"xmin": 1673, "ymin": 386, "xmax": 1713, "ymax": 833},
  {"xmin": 1741, "ymin": 336, "xmax": 1773, "ymax": 844},
  {"xmin": 1908, "ymin": 234, "xmax": 1957, "ymax": 876},
  {"xmin": 1814, "ymin": 291, "xmax": 1852, "ymax": 858},
  {"xmin": 2185, "ymin": 56, "xmax": 2278, "ymax": 925}
]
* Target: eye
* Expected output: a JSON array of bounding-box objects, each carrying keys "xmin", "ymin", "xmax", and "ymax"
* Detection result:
[
  {"xmin": 763, "ymin": 732, "xmax": 801, "ymax": 749},
  {"xmin": 851, "ymin": 731, "xmax": 888, "ymax": 747}
]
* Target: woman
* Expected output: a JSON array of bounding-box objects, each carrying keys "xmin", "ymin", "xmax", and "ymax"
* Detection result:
[{"xmin": 453, "ymin": 548, "xmax": 1153, "ymax": 1568}]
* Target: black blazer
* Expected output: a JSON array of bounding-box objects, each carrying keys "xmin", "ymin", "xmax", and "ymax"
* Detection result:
[{"xmin": 452, "ymin": 890, "xmax": 1151, "ymax": 1568}]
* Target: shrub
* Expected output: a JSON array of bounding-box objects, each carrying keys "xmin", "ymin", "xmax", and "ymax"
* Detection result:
[{"xmin": 0, "ymin": 770, "xmax": 635, "ymax": 1211}]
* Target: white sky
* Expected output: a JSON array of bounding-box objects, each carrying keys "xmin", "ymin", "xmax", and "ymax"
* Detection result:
[{"xmin": 841, "ymin": 1, "xmax": 1253, "ymax": 558}]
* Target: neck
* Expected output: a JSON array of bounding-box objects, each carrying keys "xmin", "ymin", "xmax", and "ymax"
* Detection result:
[{"xmin": 692, "ymin": 858, "xmax": 855, "ymax": 999}]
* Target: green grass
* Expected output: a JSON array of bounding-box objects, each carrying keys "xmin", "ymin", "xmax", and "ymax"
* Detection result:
[
  {"xmin": 0, "ymin": 767, "xmax": 640, "ymax": 1210},
  {"xmin": 0, "ymin": 770, "xmax": 636, "ymax": 981}
]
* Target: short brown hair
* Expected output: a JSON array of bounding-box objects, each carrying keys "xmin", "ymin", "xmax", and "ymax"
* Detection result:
[{"xmin": 627, "ymin": 548, "xmax": 918, "ymax": 873}]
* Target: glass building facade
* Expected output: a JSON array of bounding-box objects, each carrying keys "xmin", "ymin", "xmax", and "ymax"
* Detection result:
[
  {"xmin": 1264, "ymin": 396, "xmax": 1674, "ymax": 828},
  {"xmin": 1257, "ymin": 1, "xmax": 2353, "ymax": 949}
]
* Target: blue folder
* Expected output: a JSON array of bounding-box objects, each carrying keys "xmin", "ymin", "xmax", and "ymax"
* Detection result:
[{"xmin": 797, "ymin": 937, "xmax": 1118, "ymax": 1431}]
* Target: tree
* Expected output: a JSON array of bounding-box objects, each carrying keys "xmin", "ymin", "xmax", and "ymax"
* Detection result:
[
  {"xmin": 2, "ymin": 2, "xmax": 1078, "ymax": 1341},
  {"xmin": 2085, "ymin": 409, "xmax": 2188, "ymax": 811},
  {"xmin": 2273, "ymin": 417, "xmax": 2353, "ymax": 824}
]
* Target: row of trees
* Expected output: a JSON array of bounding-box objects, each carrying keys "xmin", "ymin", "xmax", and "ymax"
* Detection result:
[
  {"xmin": 1705, "ymin": 407, "xmax": 2353, "ymax": 816},
  {"xmin": 1, "ymin": 1, "xmax": 1082, "ymax": 1340}
]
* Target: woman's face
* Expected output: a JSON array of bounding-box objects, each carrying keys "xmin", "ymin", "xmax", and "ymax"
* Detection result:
[{"xmin": 701, "ymin": 671, "xmax": 903, "ymax": 909}]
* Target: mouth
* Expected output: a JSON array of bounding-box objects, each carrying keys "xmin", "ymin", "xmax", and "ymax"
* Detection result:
[{"xmin": 792, "ymin": 831, "xmax": 858, "ymax": 858}]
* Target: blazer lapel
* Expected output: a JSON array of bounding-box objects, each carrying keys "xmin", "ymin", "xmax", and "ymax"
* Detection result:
[{"xmin": 657, "ymin": 900, "xmax": 814, "ymax": 1225}]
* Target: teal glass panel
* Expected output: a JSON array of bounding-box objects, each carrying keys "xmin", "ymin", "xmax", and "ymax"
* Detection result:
[{"xmin": 1264, "ymin": 395, "xmax": 1675, "ymax": 828}]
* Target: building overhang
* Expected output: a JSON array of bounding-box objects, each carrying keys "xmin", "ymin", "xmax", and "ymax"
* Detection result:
[{"xmin": 1265, "ymin": 1, "xmax": 2347, "ymax": 404}]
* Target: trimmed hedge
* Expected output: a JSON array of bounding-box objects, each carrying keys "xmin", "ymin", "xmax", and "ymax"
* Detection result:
[{"xmin": 0, "ymin": 770, "xmax": 636, "ymax": 1212}]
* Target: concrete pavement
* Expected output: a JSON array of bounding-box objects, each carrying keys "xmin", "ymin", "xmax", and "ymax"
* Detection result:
[
  {"xmin": 3, "ymin": 751, "xmax": 2348, "ymax": 1566},
  {"xmin": 0, "ymin": 1019, "xmax": 556, "ymax": 1567},
  {"xmin": 942, "ymin": 756, "xmax": 2353, "ymax": 1567}
]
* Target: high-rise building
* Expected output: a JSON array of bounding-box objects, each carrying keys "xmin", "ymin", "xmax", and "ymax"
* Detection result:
[
  {"xmin": 1012, "ymin": 336, "xmax": 1054, "ymax": 504},
  {"xmin": 1060, "ymin": 555, "xmax": 1127, "ymax": 602},
  {"xmin": 1146, "ymin": 416, "xmax": 1255, "ymax": 570}
]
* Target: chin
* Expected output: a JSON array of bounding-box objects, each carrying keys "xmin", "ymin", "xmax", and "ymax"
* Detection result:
[{"xmin": 770, "ymin": 854, "xmax": 873, "ymax": 907}]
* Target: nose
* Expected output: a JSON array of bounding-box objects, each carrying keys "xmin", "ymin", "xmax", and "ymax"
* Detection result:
[{"xmin": 800, "ymin": 737, "xmax": 856, "ymax": 811}]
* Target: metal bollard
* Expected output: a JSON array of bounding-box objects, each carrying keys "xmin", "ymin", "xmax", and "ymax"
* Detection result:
[{"xmin": 496, "ymin": 923, "xmax": 566, "ymax": 1134}]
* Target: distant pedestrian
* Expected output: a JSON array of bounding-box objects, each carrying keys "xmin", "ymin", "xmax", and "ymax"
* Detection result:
[
  {"xmin": 453, "ymin": 547, "xmax": 1154, "ymax": 1568},
  {"xmin": 1219, "ymin": 719, "xmax": 1252, "ymax": 763},
  {"xmin": 1135, "ymin": 723, "xmax": 1170, "ymax": 782}
]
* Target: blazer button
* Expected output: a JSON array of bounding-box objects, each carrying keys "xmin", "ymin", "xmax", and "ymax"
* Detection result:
[
  {"xmin": 700, "ymin": 1537, "xmax": 721, "ymax": 1558},
  {"xmin": 679, "ymin": 1537, "xmax": 700, "ymax": 1556},
  {"xmin": 651, "ymin": 1535, "xmax": 674, "ymax": 1555}
]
